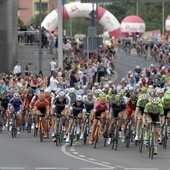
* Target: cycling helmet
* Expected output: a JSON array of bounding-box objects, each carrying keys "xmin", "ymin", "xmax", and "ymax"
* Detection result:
[
  {"xmin": 99, "ymin": 92, "xmax": 106, "ymax": 98},
  {"xmin": 111, "ymin": 89, "xmax": 117, "ymax": 94},
  {"xmin": 77, "ymin": 89, "xmax": 84, "ymax": 95},
  {"xmin": 157, "ymin": 88, "xmax": 164, "ymax": 94},
  {"xmin": 94, "ymin": 82, "xmax": 99, "ymax": 86},
  {"xmin": 94, "ymin": 89, "xmax": 101, "ymax": 95},
  {"xmin": 108, "ymin": 80, "xmax": 113, "ymax": 84},
  {"xmin": 141, "ymin": 87, "xmax": 147, "ymax": 92},
  {"xmin": 151, "ymin": 97, "xmax": 160, "ymax": 104},
  {"xmin": 87, "ymin": 90, "xmax": 93, "ymax": 96},
  {"xmin": 104, "ymin": 84, "xmax": 110, "ymax": 89},
  {"xmin": 114, "ymin": 95, "xmax": 121, "ymax": 102},
  {"xmin": 39, "ymin": 94, "xmax": 45, "ymax": 101},
  {"xmin": 164, "ymin": 94, "xmax": 170, "ymax": 101},
  {"xmin": 44, "ymin": 91, "xmax": 51, "ymax": 98},
  {"xmin": 136, "ymin": 65, "xmax": 140, "ymax": 69},
  {"xmin": 13, "ymin": 93, "xmax": 20, "ymax": 99},
  {"xmin": 99, "ymin": 97, "xmax": 107, "ymax": 105},
  {"xmin": 70, "ymin": 88, "xmax": 75, "ymax": 94},
  {"xmin": 76, "ymin": 95, "xmax": 83, "ymax": 102},
  {"xmin": 59, "ymin": 91, "xmax": 65, "ymax": 97},
  {"xmin": 130, "ymin": 95, "xmax": 137, "ymax": 101},
  {"xmin": 141, "ymin": 94, "xmax": 148, "ymax": 100}
]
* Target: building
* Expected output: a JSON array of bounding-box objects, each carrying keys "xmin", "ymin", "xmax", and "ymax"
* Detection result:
[{"xmin": 18, "ymin": 0, "xmax": 58, "ymax": 24}]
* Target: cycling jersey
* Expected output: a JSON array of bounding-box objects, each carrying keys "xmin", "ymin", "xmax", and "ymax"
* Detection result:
[
  {"xmin": 0, "ymin": 97, "xmax": 8, "ymax": 110},
  {"xmin": 126, "ymin": 100, "xmax": 137, "ymax": 116},
  {"xmin": 9, "ymin": 98, "xmax": 23, "ymax": 112},
  {"xmin": 94, "ymin": 102, "xmax": 109, "ymax": 117},
  {"xmin": 84, "ymin": 97, "xmax": 95, "ymax": 113},
  {"xmin": 144, "ymin": 103, "xmax": 164, "ymax": 122},
  {"xmin": 72, "ymin": 101, "xmax": 85, "ymax": 117},
  {"xmin": 110, "ymin": 100, "xmax": 126, "ymax": 117},
  {"xmin": 161, "ymin": 99, "xmax": 170, "ymax": 116},
  {"xmin": 34, "ymin": 99, "xmax": 49, "ymax": 115},
  {"xmin": 53, "ymin": 97, "xmax": 69, "ymax": 115},
  {"xmin": 136, "ymin": 98, "xmax": 149, "ymax": 114}
]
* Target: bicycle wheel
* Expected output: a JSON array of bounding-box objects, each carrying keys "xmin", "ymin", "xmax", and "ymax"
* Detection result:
[
  {"xmin": 83, "ymin": 124, "xmax": 87, "ymax": 145},
  {"xmin": 126, "ymin": 134, "xmax": 130, "ymax": 148},
  {"xmin": 150, "ymin": 132, "xmax": 154, "ymax": 159},
  {"xmin": 39, "ymin": 122, "xmax": 43, "ymax": 142},
  {"xmin": 0, "ymin": 119, "xmax": 2, "ymax": 133},
  {"xmin": 139, "ymin": 128, "xmax": 144, "ymax": 153},
  {"xmin": 163, "ymin": 125, "xmax": 168, "ymax": 149},
  {"xmin": 11, "ymin": 127, "xmax": 17, "ymax": 138},
  {"xmin": 114, "ymin": 125, "xmax": 119, "ymax": 150},
  {"xmin": 70, "ymin": 125, "xmax": 75, "ymax": 147},
  {"xmin": 94, "ymin": 127, "xmax": 99, "ymax": 149}
]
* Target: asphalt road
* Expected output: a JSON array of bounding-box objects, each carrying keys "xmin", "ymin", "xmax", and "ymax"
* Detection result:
[{"xmin": 0, "ymin": 49, "xmax": 169, "ymax": 170}]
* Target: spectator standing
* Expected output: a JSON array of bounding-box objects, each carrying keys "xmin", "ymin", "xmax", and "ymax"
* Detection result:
[
  {"xmin": 24, "ymin": 61, "xmax": 32, "ymax": 76},
  {"xmin": 49, "ymin": 58, "xmax": 57, "ymax": 75},
  {"xmin": 13, "ymin": 61, "xmax": 22, "ymax": 77}
]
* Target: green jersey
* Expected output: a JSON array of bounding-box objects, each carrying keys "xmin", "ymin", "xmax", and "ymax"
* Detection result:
[
  {"xmin": 137, "ymin": 98, "xmax": 149, "ymax": 113},
  {"xmin": 144, "ymin": 103, "xmax": 164, "ymax": 116}
]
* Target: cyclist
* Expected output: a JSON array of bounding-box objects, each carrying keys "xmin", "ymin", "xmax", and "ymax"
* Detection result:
[
  {"xmin": 122, "ymin": 95, "xmax": 137, "ymax": 143},
  {"xmin": 33, "ymin": 94, "xmax": 50, "ymax": 138},
  {"xmin": 0, "ymin": 92, "xmax": 9, "ymax": 130},
  {"xmin": 8, "ymin": 93, "xmax": 23, "ymax": 134},
  {"xmin": 108, "ymin": 94, "xmax": 126, "ymax": 144},
  {"xmin": 66, "ymin": 95, "xmax": 86, "ymax": 143},
  {"xmin": 89, "ymin": 97, "xmax": 109, "ymax": 144},
  {"xmin": 52, "ymin": 91, "xmax": 70, "ymax": 142},
  {"xmin": 143, "ymin": 97, "xmax": 164, "ymax": 154},
  {"xmin": 134, "ymin": 93, "xmax": 149, "ymax": 141}
]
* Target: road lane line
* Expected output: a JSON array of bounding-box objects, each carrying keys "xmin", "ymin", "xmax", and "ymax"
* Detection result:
[
  {"xmin": 124, "ymin": 168, "xmax": 158, "ymax": 170},
  {"xmin": 0, "ymin": 167, "xmax": 25, "ymax": 170},
  {"xmin": 70, "ymin": 149, "xmax": 75, "ymax": 151},
  {"xmin": 78, "ymin": 155, "xmax": 86, "ymax": 158},
  {"xmin": 80, "ymin": 168, "xmax": 114, "ymax": 170},
  {"xmin": 87, "ymin": 158, "xmax": 96, "ymax": 161},
  {"xmin": 100, "ymin": 162, "xmax": 111, "ymax": 165},
  {"xmin": 61, "ymin": 144, "xmax": 115, "ymax": 169},
  {"xmin": 73, "ymin": 152, "xmax": 79, "ymax": 154},
  {"xmin": 35, "ymin": 168, "xmax": 69, "ymax": 170}
]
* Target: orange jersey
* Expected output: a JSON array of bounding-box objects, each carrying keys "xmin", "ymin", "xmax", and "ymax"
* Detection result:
[{"xmin": 34, "ymin": 99, "xmax": 49, "ymax": 110}]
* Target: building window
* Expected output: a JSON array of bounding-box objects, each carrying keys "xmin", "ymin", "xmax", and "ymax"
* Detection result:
[{"xmin": 34, "ymin": 2, "xmax": 47, "ymax": 12}]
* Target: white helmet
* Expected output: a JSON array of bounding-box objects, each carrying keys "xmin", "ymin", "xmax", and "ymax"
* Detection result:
[
  {"xmin": 151, "ymin": 98, "xmax": 160, "ymax": 104},
  {"xmin": 136, "ymin": 65, "xmax": 140, "ymax": 69},
  {"xmin": 104, "ymin": 84, "xmax": 110, "ymax": 88},
  {"xmin": 157, "ymin": 88, "xmax": 164, "ymax": 94},
  {"xmin": 59, "ymin": 91, "xmax": 65, "ymax": 97},
  {"xmin": 13, "ymin": 93, "xmax": 20, "ymax": 99},
  {"xmin": 69, "ymin": 88, "xmax": 75, "ymax": 94},
  {"xmin": 108, "ymin": 80, "xmax": 113, "ymax": 84},
  {"xmin": 76, "ymin": 95, "xmax": 83, "ymax": 101},
  {"xmin": 141, "ymin": 94, "xmax": 148, "ymax": 100}
]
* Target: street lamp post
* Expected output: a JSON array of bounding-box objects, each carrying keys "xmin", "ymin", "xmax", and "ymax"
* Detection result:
[
  {"xmin": 58, "ymin": 0, "xmax": 63, "ymax": 68},
  {"xmin": 39, "ymin": 0, "xmax": 43, "ymax": 72}
]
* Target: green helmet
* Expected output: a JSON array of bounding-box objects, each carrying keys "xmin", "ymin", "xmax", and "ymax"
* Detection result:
[
  {"xmin": 164, "ymin": 94, "xmax": 170, "ymax": 101},
  {"xmin": 99, "ymin": 92, "xmax": 106, "ymax": 98},
  {"xmin": 114, "ymin": 94, "xmax": 121, "ymax": 102}
]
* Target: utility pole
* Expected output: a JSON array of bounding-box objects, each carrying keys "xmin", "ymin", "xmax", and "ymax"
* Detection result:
[{"xmin": 39, "ymin": 0, "xmax": 43, "ymax": 72}]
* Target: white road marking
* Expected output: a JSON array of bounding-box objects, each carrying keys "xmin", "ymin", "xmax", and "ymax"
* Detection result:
[
  {"xmin": 87, "ymin": 158, "xmax": 96, "ymax": 161},
  {"xmin": 80, "ymin": 168, "xmax": 114, "ymax": 170},
  {"xmin": 61, "ymin": 144, "xmax": 115, "ymax": 169},
  {"xmin": 70, "ymin": 149, "xmax": 75, "ymax": 151},
  {"xmin": 100, "ymin": 162, "xmax": 111, "ymax": 165},
  {"xmin": 0, "ymin": 168, "xmax": 25, "ymax": 170},
  {"xmin": 73, "ymin": 152, "xmax": 79, "ymax": 154},
  {"xmin": 124, "ymin": 168, "xmax": 158, "ymax": 170},
  {"xmin": 78, "ymin": 155, "xmax": 86, "ymax": 158},
  {"xmin": 35, "ymin": 168, "xmax": 69, "ymax": 170}
]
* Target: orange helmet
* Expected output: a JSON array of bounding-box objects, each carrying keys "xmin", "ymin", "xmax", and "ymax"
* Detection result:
[
  {"xmin": 99, "ymin": 97, "xmax": 107, "ymax": 105},
  {"xmin": 39, "ymin": 94, "xmax": 45, "ymax": 101},
  {"xmin": 44, "ymin": 92, "xmax": 50, "ymax": 98}
]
